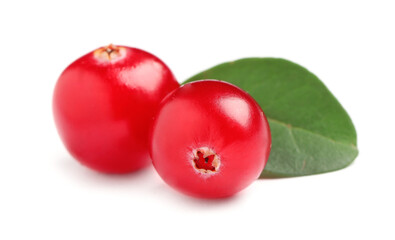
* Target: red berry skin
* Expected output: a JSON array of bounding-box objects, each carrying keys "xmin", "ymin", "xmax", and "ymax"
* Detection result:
[
  {"xmin": 53, "ymin": 45, "xmax": 179, "ymax": 173},
  {"xmin": 150, "ymin": 80, "xmax": 271, "ymax": 198}
]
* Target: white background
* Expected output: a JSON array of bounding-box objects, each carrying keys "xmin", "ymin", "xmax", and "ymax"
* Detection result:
[{"xmin": 1, "ymin": 1, "xmax": 394, "ymax": 239}]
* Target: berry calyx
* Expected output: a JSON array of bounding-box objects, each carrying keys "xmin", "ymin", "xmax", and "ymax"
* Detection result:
[
  {"xmin": 192, "ymin": 147, "xmax": 220, "ymax": 174},
  {"xmin": 93, "ymin": 44, "xmax": 126, "ymax": 62}
]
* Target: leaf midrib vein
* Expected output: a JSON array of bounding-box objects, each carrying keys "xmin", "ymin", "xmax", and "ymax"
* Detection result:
[{"xmin": 267, "ymin": 117, "xmax": 357, "ymax": 149}]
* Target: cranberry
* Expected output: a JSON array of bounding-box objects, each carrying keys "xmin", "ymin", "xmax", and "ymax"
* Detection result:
[
  {"xmin": 53, "ymin": 44, "xmax": 179, "ymax": 173},
  {"xmin": 150, "ymin": 80, "xmax": 271, "ymax": 198}
]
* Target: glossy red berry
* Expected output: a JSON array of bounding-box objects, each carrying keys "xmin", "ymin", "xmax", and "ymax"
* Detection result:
[
  {"xmin": 53, "ymin": 44, "xmax": 179, "ymax": 173},
  {"xmin": 150, "ymin": 80, "xmax": 271, "ymax": 198}
]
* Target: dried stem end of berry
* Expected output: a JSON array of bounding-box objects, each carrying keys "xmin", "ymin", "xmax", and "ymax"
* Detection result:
[
  {"xmin": 192, "ymin": 147, "xmax": 220, "ymax": 175},
  {"xmin": 93, "ymin": 44, "xmax": 126, "ymax": 62}
]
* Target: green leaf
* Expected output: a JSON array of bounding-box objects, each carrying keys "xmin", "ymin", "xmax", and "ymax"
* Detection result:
[{"xmin": 184, "ymin": 58, "xmax": 358, "ymax": 178}]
